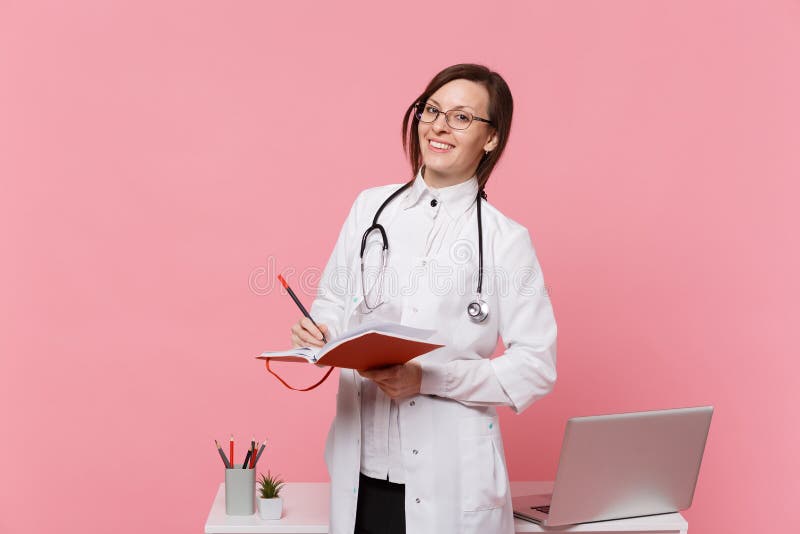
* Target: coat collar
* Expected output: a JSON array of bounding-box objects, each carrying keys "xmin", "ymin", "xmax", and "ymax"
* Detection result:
[{"xmin": 400, "ymin": 166, "xmax": 480, "ymax": 218}]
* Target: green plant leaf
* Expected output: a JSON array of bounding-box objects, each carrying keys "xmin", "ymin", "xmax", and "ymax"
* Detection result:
[{"xmin": 257, "ymin": 470, "xmax": 286, "ymax": 499}]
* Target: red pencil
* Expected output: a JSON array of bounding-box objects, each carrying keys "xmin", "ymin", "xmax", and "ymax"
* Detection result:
[
  {"xmin": 250, "ymin": 440, "xmax": 257, "ymax": 469},
  {"xmin": 230, "ymin": 435, "xmax": 234, "ymax": 469}
]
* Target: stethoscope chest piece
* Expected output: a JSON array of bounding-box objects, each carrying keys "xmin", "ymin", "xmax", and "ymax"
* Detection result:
[{"xmin": 467, "ymin": 297, "xmax": 489, "ymax": 323}]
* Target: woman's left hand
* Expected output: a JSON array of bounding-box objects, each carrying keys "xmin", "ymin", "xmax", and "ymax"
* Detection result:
[{"xmin": 358, "ymin": 360, "xmax": 422, "ymax": 400}]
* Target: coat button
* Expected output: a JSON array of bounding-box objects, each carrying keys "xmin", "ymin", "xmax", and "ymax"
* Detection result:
[
  {"xmin": 430, "ymin": 199, "xmax": 438, "ymax": 207},
  {"xmin": 412, "ymin": 449, "xmax": 418, "ymax": 455},
  {"xmin": 409, "ymin": 400, "xmax": 415, "ymax": 406},
  {"xmin": 416, "ymin": 497, "xmax": 421, "ymax": 503}
]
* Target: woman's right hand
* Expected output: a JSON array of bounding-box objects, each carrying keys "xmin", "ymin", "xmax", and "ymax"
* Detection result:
[{"xmin": 290, "ymin": 317, "xmax": 330, "ymax": 348}]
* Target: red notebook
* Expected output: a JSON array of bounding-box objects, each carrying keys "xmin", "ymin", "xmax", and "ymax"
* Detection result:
[{"xmin": 257, "ymin": 323, "xmax": 443, "ymax": 371}]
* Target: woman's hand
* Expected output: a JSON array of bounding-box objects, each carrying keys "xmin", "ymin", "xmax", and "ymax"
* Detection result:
[
  {"xmin": 290, "ymin": 317, "xmax": 330, "ymax": 348},
  {"xmin": 358, "ymin": 360, "xmax": 422, "ymax": 400}
]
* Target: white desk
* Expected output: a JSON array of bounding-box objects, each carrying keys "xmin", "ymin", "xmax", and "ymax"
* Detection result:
[{"xmin": 204, "ymin": 482, "xmax": 688, "ymax": 533}]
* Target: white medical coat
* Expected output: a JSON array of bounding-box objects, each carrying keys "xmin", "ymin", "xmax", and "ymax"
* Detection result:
[{"xmin": 310, "ymin": 178, "xmax": 558, "ymax": 534}]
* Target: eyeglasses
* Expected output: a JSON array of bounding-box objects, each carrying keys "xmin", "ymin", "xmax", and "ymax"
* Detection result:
[{"xmin": 414, "ymin": 101, "xmax": 494, "ymax": 130}]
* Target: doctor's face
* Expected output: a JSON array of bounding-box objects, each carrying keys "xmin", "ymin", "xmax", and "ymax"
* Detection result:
[{"xmin": 417, "ymin": 79, "xmax": 498, "ymax": 187}]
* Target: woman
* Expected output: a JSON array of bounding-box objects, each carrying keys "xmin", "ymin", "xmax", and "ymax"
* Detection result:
[{"xmin": 290, "ymin": 63, "xmax": 558, "ymax": 534}]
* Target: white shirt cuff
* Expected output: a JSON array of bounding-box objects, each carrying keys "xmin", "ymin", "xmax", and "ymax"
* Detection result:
[{"xmin": 419, "ymin": 360, "xmax": 450, "ymax": 396}]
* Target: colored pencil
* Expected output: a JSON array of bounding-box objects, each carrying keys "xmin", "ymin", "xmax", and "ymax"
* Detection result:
[
  {"xmin": 254, "ymin": 441, "xmax": 266, "ymax": 466},
  {"xmin": 278, "ymin": 273, "xmax": 327, "ymax": 344},
  {"xmin": 214, "ymin": 439, "xmax": 231, "ymax": 468}
]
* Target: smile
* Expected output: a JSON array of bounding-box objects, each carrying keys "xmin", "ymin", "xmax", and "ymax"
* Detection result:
[{"xmin": 429, "ymin": 140, "xmax": 454, "ymax": 152}]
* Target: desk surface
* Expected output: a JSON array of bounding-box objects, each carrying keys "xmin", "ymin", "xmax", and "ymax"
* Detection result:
[{"xmin": 204, "ymin": 481, "xmax": 688, "ymax": 533}]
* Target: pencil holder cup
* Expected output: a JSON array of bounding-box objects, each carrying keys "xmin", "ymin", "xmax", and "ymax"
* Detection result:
[{"xmin": 225, "ymin": 465, "xmax": 256, "ymax": 515}]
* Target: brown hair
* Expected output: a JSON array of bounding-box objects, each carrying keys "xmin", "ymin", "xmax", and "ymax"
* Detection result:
[{"xmin": 401, "ymin": 63, "xmax": 514, "ymax": 192}]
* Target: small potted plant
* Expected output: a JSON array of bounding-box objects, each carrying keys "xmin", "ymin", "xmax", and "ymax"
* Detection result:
[{"xmin": 257, "ymin": 471, "xmax": 285, "ymax": 520}]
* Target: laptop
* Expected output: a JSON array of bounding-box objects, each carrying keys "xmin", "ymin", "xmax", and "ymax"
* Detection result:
[{"xmin": 513, "ymin": 405, "xmax": 713, "ymax": 527}]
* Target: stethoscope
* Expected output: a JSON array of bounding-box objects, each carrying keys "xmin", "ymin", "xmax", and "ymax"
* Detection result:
[{"xmin": 359, "ymin": 178, "xmax": 489, "ymax": 323}]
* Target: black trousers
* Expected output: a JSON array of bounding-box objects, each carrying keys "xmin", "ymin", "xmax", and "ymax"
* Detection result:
[{"xmin": 354, "ymin": 472, "xmax": 406, "ymax": 534}]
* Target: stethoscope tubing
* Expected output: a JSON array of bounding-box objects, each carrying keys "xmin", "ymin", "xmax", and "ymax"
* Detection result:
[{"xmin": 359, "ymin": 179, "xmax": 489, "ymax": 322}]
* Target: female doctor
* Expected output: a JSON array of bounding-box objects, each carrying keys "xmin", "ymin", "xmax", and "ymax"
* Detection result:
[{"xmin": 290, "ymin": 63, "xmax": 558, "ymax": 534}]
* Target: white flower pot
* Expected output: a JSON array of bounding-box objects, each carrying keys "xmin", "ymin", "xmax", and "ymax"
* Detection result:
[{"xmin": 258, "ymin": 497, "xmax": 283, "ymax": 520}]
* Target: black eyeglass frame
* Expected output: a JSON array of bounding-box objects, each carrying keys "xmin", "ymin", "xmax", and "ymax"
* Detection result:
[{"xmin": 414, "ymin": 101, "xmax": 494, "ymax": 130}]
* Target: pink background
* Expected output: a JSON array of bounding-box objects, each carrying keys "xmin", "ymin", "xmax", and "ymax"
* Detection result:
[{"xmin": 1, "ymin": 1, "xmax": 797, "ymax": 533}]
